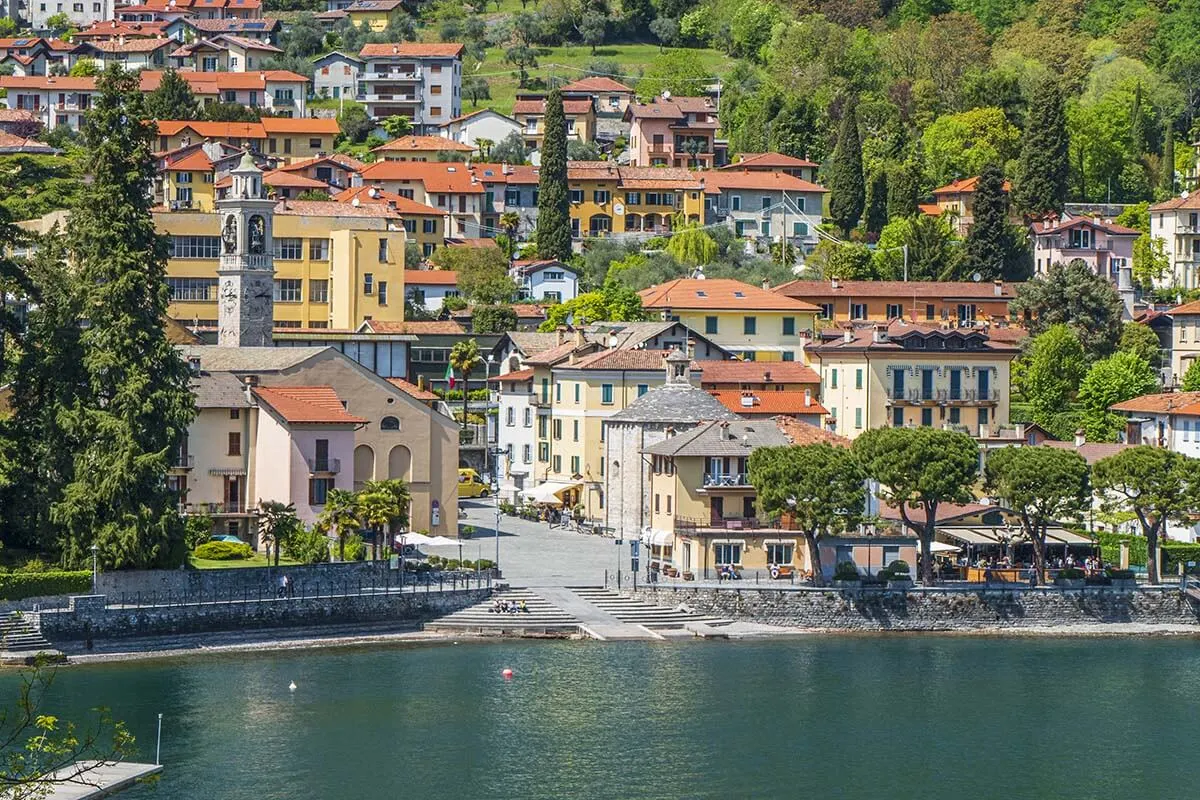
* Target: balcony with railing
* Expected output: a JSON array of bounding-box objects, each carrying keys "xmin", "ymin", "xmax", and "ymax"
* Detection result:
[
  {"xmin": 646, "ymin": 144, "xmax": 672, "ymax": 155},
  {"xmin": 701, "ymin": 472, "xmax": 752, "ymax": 490},
  {"xmin": 676, "ymin": 516, "xmax": 788, "ymax": 533},
  {"xmin": 362, "ymin": 68, "xmax": 422, "ymax": 82},
  {"xmin": 359, "ymin": 92, "xmax": 420, "ymax": 104},
  {"xmin": 886, "ymin": 387, "xmax": 996, "ymax": 404},
  {"xmin": 1056, "ymin": 238, "xmax": 1113, "ymax": 251},
  {"xmin": 307, "ymin": 457, "xmax": 342, "ymax": 474},
  {"xmin": 171, "ymin": 453, "xmax": 195, "ymax": 471},
  {"xmin": 184, "ymin": 501, "xmax": 248, "ymax": 515}
]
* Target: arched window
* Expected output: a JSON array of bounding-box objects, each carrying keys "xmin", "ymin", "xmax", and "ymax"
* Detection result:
[{"xmin": 381, "ymin": 416, "xmax": 400, "ymax": 431}]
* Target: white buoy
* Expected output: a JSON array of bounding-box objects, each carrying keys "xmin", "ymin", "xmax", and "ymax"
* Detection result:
[{"xmin": 289, "ymin": 681, "xmax": 297, "ymax": 692}]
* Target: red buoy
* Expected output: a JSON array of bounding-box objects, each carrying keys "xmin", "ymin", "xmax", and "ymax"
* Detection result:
[{"xmin": 502, "ymin": 668, "xmax": 514, "ymax": 680}]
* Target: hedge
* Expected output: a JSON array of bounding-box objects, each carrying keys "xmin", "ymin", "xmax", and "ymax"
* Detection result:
[
  {"xmin": 1095, "ymin": 531, "xmax": 1148, "ymax": 567},
  {"xmin": 0, "ymin": 571, "xmax": 91, "ymax": 600},
  {"xmin": 1163, "ymin": 544, "xmax": 1200, "ymax": 572},
  {"xmin": 193, "ymin": 541, "xmax": 253, "ymax": 560}
]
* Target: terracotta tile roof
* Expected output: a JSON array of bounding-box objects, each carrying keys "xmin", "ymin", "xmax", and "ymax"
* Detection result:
[
  {"xmin": 260, "ymin": 117, "xmax": 338, "ymax": 134},
  {"xmin": 879, "ymin": 501, "xmax": 994, "ymax": 524},
  {"xmin": 363, "ymin": 320, "xmax": 466, "ymax": 335},
  {"xmin": 512, "ymin": 98, "xmax": 593, "ymax": 115},
  {"xmin": 710, "ymin": 390, "xmax": 829, "ymax": 416},
  {"xmin": 215, "ymin": 34, "xmax": 282, "ymax": 51},
  {"xmin": 1110, "ymin": 392, "xmax": 1200, "ymax": 416},
  {"xmin": 252, "ymin": 385, "xmax": 366, "ymax": 424},
  {"xmin": 918, "ymin": 203, "xmax": 942, "ymax": 216},
  {"xmin": 331, "ymin": 185, "xmax": 442, "ymax": 215},
  {"xmin": 699, "ymin": 360, "xmax": 820, "ymax": 385},
  {"xmin": 699, "ymin": 169, "xmax": 826, "ymax": 193},
  {"xmin": 263, "ymin": 169, "xmax": 329, "ymax": 189},
  {"xmin": 0, "ymin": 75, "xmax": 97, "ymax": 91},
  {"xmin": 277, "ymin": 152, "xmax": 365, "ymax": 173},
  {"xmin": 640, "ymin": 278, "xmax": 821, "ymax": 312},
  {"xmin": 467, "ymin": 162, "xmax": 536, "ymax": 183},
  {"xmin": 373, "ymin": 134, "xmax": 473, "ymax": 153},
  {"xmin": 811, "ymin": 319, "xmax": 1021, "ymax": 354},
  {"xmin": 490, "ymin": 367, "xmax": 536, "ymax": 382},
  {"xmin": 566, "ymin": 348, "xmax": 686, "ymax": 371},
  {"xmin": 559, "ymin": 76, "xmax": 633, "ymax": 93},
  {"xmin": 187, "ymin": 17, "xmax": 282, "ymax": 32},
  {"xmin": 357, "ymin": 160, "xmax": 485, "ymax": 193},
  {"xmin": 445, "ymin": 237, "xmax": 499, "ymax": 249},
  {"xmin": 0, "ymin": 37, "xmax": 50, "ymax": 48},
  {"xmin": 723, "ymin": 152, "xmax": 820, "ymax": 169},
  {"xmin": 774, "ymin": 416, "xmax": 850, "ymax": 447},
  {"xmin": 1029, "ymin": 214, "xmax": 1140, "ymax": 237},
  {"xmin": 385, "ymin": 377, "xmax": 439, "ymax": 400},
  {"xmin": 1040, "ymin": 440, "xmax": 1131, "ymax": 464},
  {"xmin": 1151, "ymin": 194, "xmax": 1200, "ymax": 211},
  {"xmin": 0, "ymin": 132, "xmax": 56, "ymax": 153},
  {"xmin": 81, "ymin": 37, "xmax": 173, "ymax": 53},
  {"xmin": 523, "ymin": 339, "xmax": 598, "ymax": 366},
  {"xmin": 359, "ymin": 42, "xmax": 464, "ymax": 58},
  {"xmin": 931, "ymin": 176, "xmax": 1011, "ymax": 195},
  {"xmin": 0, "ymin": 108, "xmax": 40, "ymax": 124},
  {"xmin": 273, "ymin": 199, "xmax": 401, "ymax": 218},
  {"xmin": 155, "ymin": 120, "xmax": 264, "ymax": 138},
  {"xmin": 404, "ymin": 269, "xmax": 457, "ymax": 285},
  {"xmin": 73, "ymin": 21, "xmax": 168, "ymax": 38},
  {"xmin": 774, "ymin": 279, "xmax": 1019, "ymax": 301},
  {"xmin": 626, "ymin": 97, "xmax": 701, "ymax": 120},
  {"xmin": 511, "ymin": 303, "xmax": 547, "ymax": 317},
  {"xmin": 162, "ymin": 149, "xmax": 213, "ymax": 171},
  {"xmin": 1171, "ymin": 300, "xmax": 1200, "ymax": 315}
]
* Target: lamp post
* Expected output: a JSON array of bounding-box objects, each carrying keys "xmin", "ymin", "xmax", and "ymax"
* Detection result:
[
  {"xmin": 90, "ymin": 543, "xmax": 99, "ymax": 594},
  {"xmin": 486, "ymin": 355, "xmax": 501, "ymax": 571}
]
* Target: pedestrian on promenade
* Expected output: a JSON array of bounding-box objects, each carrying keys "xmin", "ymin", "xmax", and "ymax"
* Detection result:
[
  {"xmin": 284, "ymin": 574, "xmax": 293, "ymax": 598},
  {"xmin": 278, "ymin": 574, "xmax": 287, "ymax": 598}
]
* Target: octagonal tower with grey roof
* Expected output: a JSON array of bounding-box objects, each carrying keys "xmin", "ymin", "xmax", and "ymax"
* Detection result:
[{"xmin": 603, "ymin": 348, "xmax": 739, "ymax": 542}]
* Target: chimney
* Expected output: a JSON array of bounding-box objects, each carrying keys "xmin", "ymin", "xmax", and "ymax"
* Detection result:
[
  {"xmin": 831, "ymin": 276, "xmax": 839, "ymax": 290},
  {"xmin": 1074, "ymin": 429, "xmax": 1086, "ymax": 448},
  {"xmin": 740, "ymin": 391, "xmax": 756, "ymax": 408},
  {"xmin": 872, "ymin": 324, "xmax": 889, "ymax": 344},
  {"xmin": 843, "ymin": 329, "xmax": 853, "ymax": 343},
  {"xmin": 804, "ymin": 389, "xmax": 811, "ymax": 407},
  {"xmin": 993, "ymin": 279, "xmax": 1003, "ymax": 296},
  {"xmin": 1015, "ymin": 422, "xmax": 1025, "ymax": 439},
  {"xmin": 763, "ymin": 369, "xmax": 771, "ymax": 383},
  {"xmin": 417, "ymin": 375, "xmax": 426, "ymax": 391},
  {"xmin": 242, "ymin": 374, "xmax": 258, "ymax": 404},
  {"xmin": 761, "ymin": 278, "xmax": 770, "ymax": 290},
  {"xmin": 574, "ymin": 328, "xmax": 585, "ymax": 349},
  {"xmin": 556, "ymin": 325, "xmax": 567, "ymax": 346},
  {"xmin": 686, "ymin": 338, "xmax": 695, "ymax": 359}
]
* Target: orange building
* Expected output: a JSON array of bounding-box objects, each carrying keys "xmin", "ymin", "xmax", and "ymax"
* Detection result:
[{"xmin": 772, "ymin": 279, "xmax": 1019, "ymax": 326}]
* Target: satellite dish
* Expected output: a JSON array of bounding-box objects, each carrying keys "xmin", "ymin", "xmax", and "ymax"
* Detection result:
[{"xmin": 971, "ymin": 272, "xmax": 982, "ymax": 282}]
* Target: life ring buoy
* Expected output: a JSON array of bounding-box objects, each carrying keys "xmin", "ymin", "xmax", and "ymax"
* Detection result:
[{"xmin": 769, "ymin": 565, "xmax": 780, "ymax": 580}]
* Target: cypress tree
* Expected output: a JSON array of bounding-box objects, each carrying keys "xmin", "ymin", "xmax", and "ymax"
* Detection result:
[
  {"xmin": 864, "ymin": 168, "xmax": 888, "ymax": 235},
  {"xmin": 1013, "ymin": 75, "xmax": 1070, "ymax": 216},
  {"xmin": 828, "ymin": 99, "xmax": 865, "ymax": 237},
  {"xmin": 52, "ymin": 65, "xmax": 196, "ymax": 569},
  {"xmin": 961, "ymin": 163, "xmax": 1019, "ymax": 281},
  {"xmin": 1162, "ymin": 120, "xmax": 1175, "ymax": 197},
  {"xmin": 886, "ymin": 159, "xmax": 920, "ymax": 220},
  {"xmin": 536, "ymin": 88, "xmax": 572, "ymax": 260},
  {"xmin": 144, "ymin": 68, "xmax": 199, "ymax": 121}
]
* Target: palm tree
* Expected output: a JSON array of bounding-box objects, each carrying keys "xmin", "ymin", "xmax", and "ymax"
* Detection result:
[
  {"xmin": 355, "ymin": 489, "xmax": 399, "ymax": 559},
  {"xmin": 364, "ymin": 479, "xmax": 412, "ymax": 532},
  {"xmin": 318, "ymin": 488, "xmax": 359, "ymax": 561},
  {"xmin": 257, "ymin": 500, "xmax": 299, "ymax": 566},
  {"xmin": 476, "ymin": 137, "xmax": 494, "ymax": 160},
  {"xmin": 448, "ymin": 338, "xmax": 483, "ymax": 433}
]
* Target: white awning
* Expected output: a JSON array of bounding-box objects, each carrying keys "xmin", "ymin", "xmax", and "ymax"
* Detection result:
[
  {"xmin": 1046, "ymin": 528, "xmax": 1095, "ymax": 545},
  {"xmin": 711, "ymin": 538, "xmax": 746, "ymax": 546},
  {"xmin": 523, "ymin": 481, "xmax": 580, "ymax": 505},
  {"xmin": 922, "ymin": 540, "xmax": 962, "ymax": 554},
  {"xmin": 640, "ymin": 528, "xmax": 673, "ymax": 546}
]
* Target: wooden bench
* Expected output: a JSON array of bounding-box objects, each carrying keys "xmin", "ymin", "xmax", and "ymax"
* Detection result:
[{"xmin": 770, "ymin": 565, "xmax": 795, "ymax": 579}]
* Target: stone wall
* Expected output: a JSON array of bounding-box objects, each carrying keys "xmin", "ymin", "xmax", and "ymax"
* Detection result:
[
  {"xmin": 95, "ymin": 561, "xmax": 406, "ymax": 601},
  {"xmin": 625, "ymin": 585, "xmax": 1200, "ymax": 630},
  {"xmin": 41, "ymin": 588, "xmax": 489, "ymax": 641}
]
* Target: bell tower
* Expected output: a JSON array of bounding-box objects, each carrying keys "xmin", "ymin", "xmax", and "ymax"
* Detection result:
[{"xmin": 216, "ymin": 153, "xmax": 275, "ymax": 348}]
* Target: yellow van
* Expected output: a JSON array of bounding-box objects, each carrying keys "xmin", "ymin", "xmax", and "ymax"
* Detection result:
[{"xmin": 457, "ymin": 468, "xmax": 490, "ymax": 498}]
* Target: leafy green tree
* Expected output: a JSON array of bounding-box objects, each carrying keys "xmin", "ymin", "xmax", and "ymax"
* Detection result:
[
  {"xmin": 579, "ymin": 11, "xmax": 606, "ymax": 53},
  {"xmin": 664, "ymin": 222, "xmax": 718, "ymax": 265},
  {"xmin": 871, "ymin": 214, "xmax": 961, "ymax": 281},
  {"xmin": 748, "ymin": 443, "xmax": 864, "ymax": 585},
  {"xmin": 1161, "ymin": 120, "xmax": 1175, "ymax": 196},
  {"xmin": 448, "ymin": 338, "xmax": 483, "ymax": 428},
  {"xmin": 536, "ymin": 89, "xmax": 571, "ymax": 261},
  {"xmin": 1077, "ymin": 351, "xmax": 1159, "ymax": 441},
  {"xmin": 336, "ymin": 103, "xmax": 373, "ymax": 144},
  {"xmin": 1013, "ymin": 74, "xmax": 1070, "ymax": 215},
  {"xmin": 1131, "ymin": 234, "xmax": 1169, "ymax": 289},
  {"xmin": 827, "ymin": 99, "xmax": 865, "ymax": 236},
  {"xmin": 1182, "ymin": 360, "xmax": 1200, "ymax": 391},
  {"xmin": 202, "ymin": 102, "xmax": 261, "ymax": 122},
  {"xmin": 852, "ymin": 427, "xmax": 979, "ymax": 585},
  {"xmin": 1092, "ymin": 447, "xmax": 1200, "ymax": 584},
  {"xmin": 430, "ymin": 245, "xmax": 516, "ymax": 305},
  {"xmin": 145, "ymin": 69, "xmax": 199, "ymax": 121},
  {"xmin": 567, "ymin": 139, "xmax": 601, "ymax": 160},
  {"xmin": 491, "ymin": 131, "xmax": 528, "ymax": 164},
  {"xmin": 51, "ymin": 65, "xmax": 195, "ymax": 570},
  {"xmin": 68, "ymin": 58, "xmax": 99, "ymax": 78},
  {"xmin": 44, "ymin": 13, "xmax": 70, "ymax": 33},
  {"xmin": 284, "ymin": 524, "xmax": 331, "ymax": 563},
  {"xmin": 462, "ymin": 76, "xmax": 491, "ymax": 107},
  {"xmin": 1020, "ymin": 324, "xmax": 1087, "ymax": 431},
  {"xmin": 649, "ymin": 16, "xmax": 678, "ymax": 52},
  {"xmin": 257, "ymin": 500, "xmax": 300, "ymax": 566},
  {"xmin": 317, "ymin": 488, "xmax": 360, "ymax": 561},
  {"xmin": 960, "ymin": 163, "xmax": 1028, "ymax": 281},
  {"xmin": 381, "ymin": 115, "xmax": 412, "ymax": 138},
  {"xmin": 538, "ymin": 280, "xmax": 647, "ymax": 331},
  {"xmin": 1012, "ymin": 260, "xmax": 1124, "ymax": 361},
  {"xmin": 1118, "ymin": 322, "xmax": 1162, "ymax": 370},
  {"xmin": 824, "ymin": 241, "xmax": 878, "ymax": 279},
  {"xmin": 473, "ymin": 305, "xmax": 519, "ymax": 334},
  {"xmin": 281, "ymin": 11, "xmax": 325, "ymax": 57},
  {"xmin": 637, "ymin": 51, "xmax": 711, "ymax": 100},
  {"xmin": 984, "ymin": 447, "xmax": 1089, "ymax": 583},
  {"xmin": 920, "ymin": 107, "xmax": 1020, "ymax": 187},
  {"xmin": 504, "ymin": 43, "xmax": 538, "ymax": 88}
]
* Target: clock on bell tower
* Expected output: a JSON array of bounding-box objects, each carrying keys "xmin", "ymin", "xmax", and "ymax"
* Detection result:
[{"xmin": 216, "ymin": 152, "xmax": 276, "ymax": 348}]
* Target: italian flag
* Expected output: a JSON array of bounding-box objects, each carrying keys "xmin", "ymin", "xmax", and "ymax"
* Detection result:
[{"xmin": 445, "ymin": 362, "xmax": 456, "ymax": 389}]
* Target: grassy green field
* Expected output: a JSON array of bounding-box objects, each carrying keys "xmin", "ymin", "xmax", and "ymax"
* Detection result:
[
  {"xmin": 188, "ymin": 553, "xmax": 302, "ymax": 570},
  {"xmin": 465, "ymin": 44, "xmax": 730, "ymax": 116}
]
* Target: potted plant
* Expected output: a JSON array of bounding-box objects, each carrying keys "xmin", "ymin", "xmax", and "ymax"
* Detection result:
[
  {"xmin": 461, "ymin": 525, "xmax": 475, "ymax": 540},
  {"xmin": 1105, "ymin": 568, "xmax": 1138, "ymax": 590},
  {"xmin": 885, "ymin": 559, "xmax": 914, "ymax": 590},
  {"xmin": 832, "ymin": 561, "xmax": 861, "ymax": 588},
  {"xmin": 1054, "ymin": 567, "xmax": 1086, "ymax": 588}
]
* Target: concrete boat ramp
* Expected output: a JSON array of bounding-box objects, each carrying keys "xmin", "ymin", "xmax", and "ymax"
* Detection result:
[
  {"xmin": 425, "ymin": 586, "xmax": 734, "ymax": 640},
  {"xmin": 39, "ymin": 761, "xmax": 162, "ymax": 799}
]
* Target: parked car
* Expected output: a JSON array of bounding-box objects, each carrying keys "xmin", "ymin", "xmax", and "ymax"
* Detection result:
[{"xmin": 457, "ymin": 468, "xmax": 490, "ymax": 498}]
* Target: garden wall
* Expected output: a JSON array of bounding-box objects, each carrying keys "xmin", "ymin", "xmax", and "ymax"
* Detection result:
[{"xmin": 624, "ymin": 584, "xmax": 1200, "ymax": 630}]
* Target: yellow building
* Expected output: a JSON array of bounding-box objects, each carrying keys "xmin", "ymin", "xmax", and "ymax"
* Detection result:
[
  {"xmin": 159, "ymin": 147, "xmax": 218, "ymax": 211},
  {"xmin": 371, "ymin": 134, "xmax": 475, "ymax": 162},
  {"xmin": 154, "ymin": 118, "xmax": 340, "ymax": 164},
  {"xmin": 567, "ymin": 163, "xmax": 705, "ymax": 239},
  {"xmin": 154, "ymin": 201, "xmax": 407, "ymax": 330},
  {"xmin": 639, "ymin": 278, "xmax": 821, "ymax": 362},
  {"xmin": 343, "ymin": 0, "xmax": 406, "ymax": 30},
  {"xmin": 333, "ymin": 184, "xmax": 446, "ymax": 258},
  {"xmin": 514, "ymin": 96, "xmax": 597, "ymax": 150},
  {"xmin": 810, "ymin": 320, "xmax": 1019, "ymax": 440}
]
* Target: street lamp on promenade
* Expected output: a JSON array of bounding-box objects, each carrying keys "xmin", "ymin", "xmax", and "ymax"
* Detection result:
[{"xmin": 91, "ymin": 543, "xmax": 99, "ymax": 594}]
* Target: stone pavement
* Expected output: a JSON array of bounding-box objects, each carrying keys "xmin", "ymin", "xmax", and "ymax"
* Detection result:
[
  {"xmin": 456, "ymin": 500, "xmax": 631, "ymax": 587},
  {"xmin": 532, "ymin": 587, "xmax": 662, "ymax": 640}
]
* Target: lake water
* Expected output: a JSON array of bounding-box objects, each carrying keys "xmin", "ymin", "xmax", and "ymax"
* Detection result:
[{"xmin": 14, "ymin": 636, "xmax": 1200, "ymax": 799}]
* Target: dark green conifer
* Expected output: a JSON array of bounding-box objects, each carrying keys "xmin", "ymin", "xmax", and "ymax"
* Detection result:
[
  {"xmin": 536, "ymin": 88, "xmax": 572, "ymax": 260},
  {"xmin": 828, "ymin": 99, "xmax": 865, "ymax": 236}
]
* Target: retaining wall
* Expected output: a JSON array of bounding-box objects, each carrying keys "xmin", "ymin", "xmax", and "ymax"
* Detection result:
[
  {"xmin": 94, "ymin": 561, "xmax": 396, "ymax": 599},
  {"xmin": 624, "ymin": 585, "xmax": 1200, "ymax": 630},
  {"xmin": 41, "ymin": 588, "xmax": 490, "ymax": 641}
]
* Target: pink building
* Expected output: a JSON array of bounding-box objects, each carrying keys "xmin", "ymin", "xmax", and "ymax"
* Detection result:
[
  {"xmin": 1029, "ymin": 213, "xmax": 1139, "ymax": 283},
  {"xmin": 624, "ymin": 95, "xmax": 720, "ymax": 169}
]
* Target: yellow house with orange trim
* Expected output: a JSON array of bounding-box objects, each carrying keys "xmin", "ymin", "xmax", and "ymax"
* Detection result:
[{"xmin": 566, "ymin": 163, "xmax": 704, "ymax": 241}]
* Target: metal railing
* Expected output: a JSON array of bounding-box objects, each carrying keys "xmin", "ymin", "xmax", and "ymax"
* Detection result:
[
  {"xmin": 307, "ymin": 457, "xmax": 342, "ymax": 473},
  {"xmin": 171, "ymin": 454, "xmax": 195, "ymax": 469},
  {"xmin": 363, "ymin": 69, "xmax": 422, "ymax": 82},
  {"xmin": 675, "ymin": 516, "xmax": 775, "ymax": 532},
  {"xmin": 185, "ymin": 501, "xmax": 248, "ymax": 515},
  {"xmin": 702, "ymin": 472, "xmax": 750, "ymax": 488}
]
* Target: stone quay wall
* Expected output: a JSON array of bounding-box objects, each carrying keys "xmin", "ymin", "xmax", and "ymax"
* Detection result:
[
  {"xmin": 625, "ymin": 584, "xmax": 1200, "ymax": 630},
  {"xmin": 40, "ymin": 588, "xmax": 489, "ymax": 641},
  {"xmin": 94, "ymin": 561, "xmax": 400, "ymax": 601}
]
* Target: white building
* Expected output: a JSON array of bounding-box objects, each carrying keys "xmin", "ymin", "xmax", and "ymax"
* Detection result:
[
  {"xmin": 1150, "ymin": 194, "xmax": 1200, "ymax": 289},
  {"xmin": 491, "ymin": 368, "xmax": 537, "ymax": 504},
  {"xmin": 404, "ymin": 268, "xmax": 460, "ymax": 313},
  {"xmin": 511, "ymin": 259, "xmax": 578, "ymax": 304},
  {"xmin": 312, "ymin": 50, "xmax": 361, "ymax": 101},
  {"xmin": 439, "ymin": 108, "xmax": 521, "ymax": 152},
  {"xmin": 357, "ymin": 42, "xmax": 462, "ymax": 134}
]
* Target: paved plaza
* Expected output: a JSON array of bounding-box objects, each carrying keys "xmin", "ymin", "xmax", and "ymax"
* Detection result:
[{"xmin": 454, "ymin": 500, "xmax": 632, "ymax": 587}]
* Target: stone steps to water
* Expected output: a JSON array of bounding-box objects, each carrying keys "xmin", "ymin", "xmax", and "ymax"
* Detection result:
[
  {"xmin": 0, "ymin": 612, "xmax": 65, "ymax": 664},
  {"xmin": 571, "ymin": 589, "xmax": 733, "ymax": 630},
  {"xmin": 424, "ymin": 588, "xmax": 579, "ymax": 636}
]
